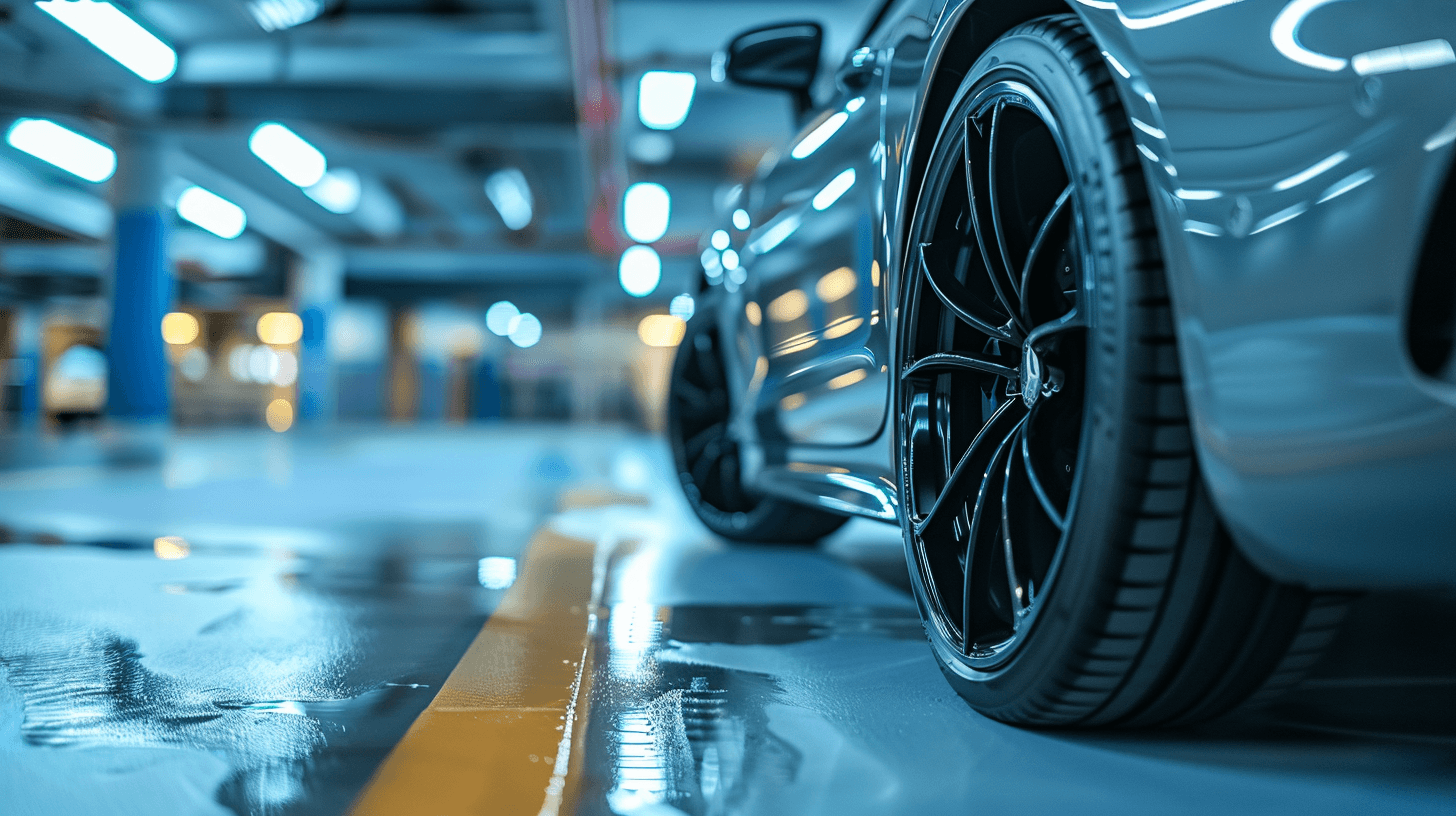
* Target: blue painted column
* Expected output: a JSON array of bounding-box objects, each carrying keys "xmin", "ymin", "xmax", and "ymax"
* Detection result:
[
  {"xmin": 13, "ymin": 303, "xmax": 42, "ymax": 426},
  {"xmin": 106, "ymin": 132, "xmax": 171, "ymax": 420},
  {"xmin": 293, "ymin": 250, "xmax": 343, "ymax": 422}
]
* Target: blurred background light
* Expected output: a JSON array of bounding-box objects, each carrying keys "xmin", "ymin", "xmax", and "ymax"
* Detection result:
[
  {"xmin": 623, "ymin": 182, "xmax": 670, "ymax": 243},
  {"xmin": 250, "ymin": 122, "xmax": 327, "ymax": 188},
  {"xmin": 721, "ymin": 248, "xmax": 739, "ymax": 271},
  {"xmin": 178, "ymin": 348, "xmax": 209, "ymax": 382},
  {"xmin": 710, "ymin": 229, "xmax": 730, "ymax": 250},
  {"xmin": 305, "ymin": 168, "xmax": 362, "ymax": 214},
  {"xmin": 485, "ymin": 168, "xmax": 534, "ymax": 231},
  {"xmin": 35, "ymin": 1, "xmax": 176, "ymax": 83},
  {"xmin": 256, "ymin": 312, "xmax": 303, "ymax": 345},
  {"xmin": 638, "ymin": 314, "xmax": 686, "ymax": 347},
  {"xmin": 638, "ymin": 71, "xmax": 697, "ymax": 130},
  {"xmin": 478, "ymin": 556, "xmax": 517, "ymax": 589},
  {"xmin": 249, "ymin": 345, "xmax": 281, "ymax": 383},
  {"xmin": 619, "ymin": 245, "xmax": 661, "ymax": 297},
  {"xmin": 266, "ymin": 398, "xmax": 294, "ymax": 432},
  {"xmin": 153, "ymin": 536, "xmax": 190, "ymax": 560},
  {"xmin": 486, "ymin": 301, "xmax": 520, "ymax": 336},
  {"xmin": 669, "ymin": 293, "xmax": 695, "ymax": 321},
  {"xmin": 177, "ymin": 186, "xmax": 246, "ymax": 239},
  {"xmin": 627, "ymin": 132, "xmax": 674, "ymax": 164},
  {"xmin": 508, "ymin": 313, "xmax": 542, "ymax": 348},
  {"xmin": 247, "ymin": 0, "xmax": 323, "ymax": 32},
  {"xmin": 812, "ymin": 169, "xmax": 856, "ymax": 211},
  {"xmin": 733, "ymin": 209, "xmax": 751, "ymax": 230},
  {"xmin": 161, "ymin": 312, "xmax": 200, "ymax": 345},
  {"xmin": 5, "ymin": 118, "xmax": 115, "ymax": 182}
]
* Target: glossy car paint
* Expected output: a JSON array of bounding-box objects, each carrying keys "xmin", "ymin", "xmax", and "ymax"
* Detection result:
[{"xmin": 710, "ymin": 0, "xmax": 1456, "ymax": 589}]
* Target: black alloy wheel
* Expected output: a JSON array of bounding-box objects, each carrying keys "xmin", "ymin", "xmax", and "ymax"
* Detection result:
[
  {"xmin": 894, "ymin": 16, "xmax": 1348, "ymax": 727},
  {"xmin": 669, "ymin": 309, "xmax": 847, "ymax": 543}
]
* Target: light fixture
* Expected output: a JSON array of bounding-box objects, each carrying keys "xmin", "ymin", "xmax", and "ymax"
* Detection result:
[
  {"xmin": 257, "ymin": 312, "xmax": 303, "ymax": 345},
  {"xmin": 485, "ymin": 168, "xmax": 534, "ymax": 231},
  {"xmin": 623, "ymin": 182, "xmax": 670, "ymax": 243},
  {"xmin": 710, "ymin": 229, "xmax": 730, "ymax": 250},
  {"xmin": 305, "ymin": 168, "xmax": 361, "ymax": 214},
  {"xmin": 161, "ymin": 312, "xmax": 199, "ymax": 345},
  {"xmin": 638, "ymin": 314, "xmax": 686, "ymax": 347},
  {"xmin": 177, "ymin": 186, "xmax": 246, "ymax": 239},
  {"xmin": 812, "ymin": 169, "xmax": 856, "ymax": 211},
  {"xmin": 35, "ymin": 1, "xmax": 176, "ymax": 83},
  {"xmin": 732, "ymin": 209, "xmax": 751, "ymax": 230},
  {"xmin": 486, "ymin": 301, "xmax": 519, "ymax": 336},
  {"xmin": 247, "ymin": 0, "xmax": 323, "ymax": 32},
  {"xmin": 669, "ymin": 293, "xmax": 695, "ymax": 321},
  {"xmin": 619, "ymin": 245, "xmax": 661, "ymax": 297},
  {"xmin": 478, "ymin": 556, "xmax": 517, "ymax": 589},
  {"xmin": 721, "ymin": 248, "xmax": 739, "ymax": 271},
  {"xmin": 5, "ymin": 119, "xmax": 115, "ymax": 182},
  {"xmin": 508, "ymin": 313, "xmax": 542, "ymax": 348},
  {"xmin": 638, "ymin": 71, "xmax": 697, "ymax": 130},
  {"xmin": 249, "ymin": 122, "xmax": 326, "ymax": 187},
  {"xmin": 792, "ymin": 112, "xmax": 848, "ymax": 160}
]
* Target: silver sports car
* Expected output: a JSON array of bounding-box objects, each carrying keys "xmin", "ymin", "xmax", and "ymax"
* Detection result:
[{"xmin": 667, "ymin": 0, "xmax": 1456, "ymax": 727}]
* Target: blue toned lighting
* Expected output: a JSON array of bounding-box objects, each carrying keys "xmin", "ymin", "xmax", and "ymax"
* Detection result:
[
  {"xmin": 670, "ymin": 293, "xmax": 695, "ymax": 321},
  {"xmin": 486, "ymin": 301, "xmax": 519, "ymax": 336},
  {"xmin": 5, "ymin": 118, "xmax": 115, "ymax": 182},
  {"xmin": 485, "ymin": 168, "xmax": 534, "ymax": 231},
  {"xmin": 711, "ymin": 229, "xmax": 730, "ymax": 250},
  {"xmin": 249, "ymin": 122, "xmax": 326, "ymax": 187},
  {"xmin": 619, "ymin": 245, "xmax": 661, "ymax": 297},
  {"xmin": 305, "ymin": 168, "xmax": 361, "ymax": 214},
  {"xmin": 721, "ymin": 248, "xmax": 739, "ymax": 271},
  {"xmin": 732, "ymin": 208, "xmax": 750, "ymax": 230},
  {"xmin": 623, "ymin": 182, "xmax": 670, "ymax": 243},
  {"xmin": 792, "ymin": 112, "xmax": 848, "ymax": 160},
  {"xmin": 177, "ymin": 186, "xmax": 246, "ymax": 239},
  {"xmin": 35, "ymin": 1, "xmax": 176, "ymax": 82},
  {"xmin": 638, "ymin": 71, "xmax": 697, "ymax": 130},
  {"xmin": 812, "ymin": 169, "xmax": 856, "ymax": 211},
  {"xmin": 508, "ymin": 313, "xmax": 542, "ymax": 348},
  {"xmin": 248, "ymin": 0, "xmax": 323, "ymax": 32}
]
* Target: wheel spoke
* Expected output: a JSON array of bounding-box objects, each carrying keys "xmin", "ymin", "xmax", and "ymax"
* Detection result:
[
  {"xmin": 1000, "ymin": 423, "xmax": 1033, "ymax": 622},
  {"xmin": 902, "ymin": 351, "xmax": 1018, "ymax": 381},
  {"xmin": 965, "ymin": 105, "xmax": 1027, "ymax": 333},
  {"xmin": 673, "ymin": 377, "xmax": 716, "ymax": 415},
  {"xmin": 684, "ymin": 420, "xmax": 725, "ymax": 461},
  {"xmin": 1018, "ymin": 185, "xmax": 1074, "ymax": 323},
  {"xmin": 918, "ymin": 244, "xmax": 1017, "ymax": 341},
  {"xmin": 915, "ymin": 398, "xmax": 1025, "ymax": 540},
  {"xmin": 960, "ymin": 415, "xmax": 1022, "ymax": 653},
  {"xmin": 1025, "ymin": 306, "xmax": 1087, "ymax": 350},
  {"xmin": 1020, "ymin": 417, "xmax": 1066, "ymax": 531}
]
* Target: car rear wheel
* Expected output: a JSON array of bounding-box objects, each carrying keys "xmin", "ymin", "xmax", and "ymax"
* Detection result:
[
  {"xmin": 894, "ymin": 15, "xmax": 1348, "ymax": 727},
  {"xmin": 669, "ymin": 311, "xmax": 848, "ymax": 544}
]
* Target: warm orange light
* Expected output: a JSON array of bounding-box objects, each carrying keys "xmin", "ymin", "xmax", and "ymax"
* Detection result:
[
  {"xmin": 256, "ymin": 312, "xmax": 303, "ymax": 345},
  {"xmin": 768, "ymin": 289, "xmax": 808, "ymax": 322},
  {"xmin": 780, "ymin": 393, "xmax": 806, "ymax": 411},
  {"xmin": 161, "ymin": 312, "xmax": 199, "ymax": 345},
  {"xmin": 827, "ymin": 369, "xmax": 868, "ymax": 390},
  {"xmin": 815, "ymin": 267, "xmax": 857, "ymax": 302},
  {"xmin": 637, "ymin": 314, "xmax": 686, "ymax": 347},
  {"xmin": 154, "ymin": 536, "xmax": 190, "ymax": 559},
  {"xmin": 824, "ymin": 317, "xmax": 863, "ymax": 339},
  {"xmin": 266, "ymin": 398, "xmax": 294, "ymax": 432},
  {"xmin": 745, "ymin": 301, "xmax": 762, "ymax": 326}
]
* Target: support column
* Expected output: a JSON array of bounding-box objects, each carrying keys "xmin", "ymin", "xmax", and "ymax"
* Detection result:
[
  {"xmin": 12, "ymin": 303, "xmax": 43, "ymax": 427},
  {"xmin": 106, "ymin": 131, "xmax": 171, "ymax": 421},
  {"xmin": 292, "ymin": 249, "xmax": 343, "ymax": 423}
]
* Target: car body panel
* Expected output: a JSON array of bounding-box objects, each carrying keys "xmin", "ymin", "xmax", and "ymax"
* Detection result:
[{"xmin": 711, "ymin": 0, "xmax": 1456, "ymax": 589}]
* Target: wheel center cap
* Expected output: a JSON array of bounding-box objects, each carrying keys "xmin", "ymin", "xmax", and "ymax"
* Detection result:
[{"xmin": 1021, "ymin": 344, "xmax": 1043, "ymax": 409}]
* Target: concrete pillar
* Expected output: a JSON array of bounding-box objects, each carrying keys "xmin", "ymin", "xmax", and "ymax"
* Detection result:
[
  {"xmin": 292, "ymin": 249, "xmax": 343, "ymax": 422},
  {"xmin": 106, "ymin": 131, "xmax": 171, "ymax": 420}
]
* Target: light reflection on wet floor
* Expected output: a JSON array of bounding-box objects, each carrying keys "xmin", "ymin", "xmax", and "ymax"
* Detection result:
[{"xmin": 2, "ymin": 426, "xmax": 1456, "ymax": 815}]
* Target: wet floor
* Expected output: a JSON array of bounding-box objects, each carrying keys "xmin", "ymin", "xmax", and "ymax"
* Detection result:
[{"xmin": 2, "ymin": 425, "xmax": 1454, "ymax": 815}]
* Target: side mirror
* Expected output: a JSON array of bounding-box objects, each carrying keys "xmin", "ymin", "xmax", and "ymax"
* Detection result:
[{"xmin": 724, "ymin": 22, "xmax": 823, "ymax": 114}]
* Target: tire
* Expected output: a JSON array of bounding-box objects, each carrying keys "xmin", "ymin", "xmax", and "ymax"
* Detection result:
[
  {"xmin": 893, "ymin": 15, "xmax": 1347, "ymax": 727},
  {"xmin": 668, "ymin": 309, "xmax": 849, "ymax": 544}
]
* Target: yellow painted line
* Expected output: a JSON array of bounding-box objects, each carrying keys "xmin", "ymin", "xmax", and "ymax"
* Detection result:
[{"xmin": 349, "ymin": 525, "xmax": 604, "ymax": 816}]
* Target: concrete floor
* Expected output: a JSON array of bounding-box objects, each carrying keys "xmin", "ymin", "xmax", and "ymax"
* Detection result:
[{"xmin": 0, "ymin": 425, "xmax": 1453, "ymax": 815}]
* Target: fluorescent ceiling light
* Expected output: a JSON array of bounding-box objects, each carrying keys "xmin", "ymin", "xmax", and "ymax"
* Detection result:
[
  {"xmin": 485, "ymin": 168, "xmax": 534, "ymax": 231},
  {"xmin": 623, "ymin": 182, "xmax": 670, "ymax": 243},
  {"xmin": 792, "ymin": 112, "xmax": 848, "ymax": 159},
  {"xmin": 619, "ymin": 245, "xmax": 662, "ymax": 297},
  {"xmin": 638, "ymin": 71, "xmax": 697, "ymax": 130},
  {"xmin": 177, "ymin": 186, "xmax": 246, "ymax": 239},
  {"xmin": 249, "ymin": 122, "xmax": 326, "ymax": 187},
  {"xmin": 248, "ymin": 0, "xmax": 323, "ymax": 32},
  {"xmin": 812, "ymin": 169, "xmax": 856, "ymax": 211},
  {"xmin": 305, "ymin": 168, "xmax": 361, "ymax": 214},
  {"xmin": 35, "ymin": 1, "xmax": 176, "ymax": 83},
  {"xmin": 5, "ymin": 118, "xmax": 115, "ymax": 182}
]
